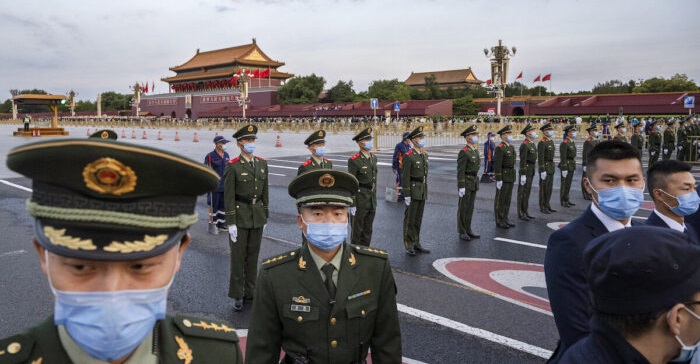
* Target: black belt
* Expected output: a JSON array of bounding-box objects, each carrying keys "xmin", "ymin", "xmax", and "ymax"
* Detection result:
[
  {"xmin": 235, "ymin": 195, "xmax": 258, "ymax": 204},
  {"xmin": 410, "ymin": 176, "xmax": 426, "ymax": 183},
  {"xmin": 359, "ymin": 182, "xmax": 375, "ymax": 190},
  {"xmin": 527, "ymin": 161, "xmax": 536, "ymax": 165}
]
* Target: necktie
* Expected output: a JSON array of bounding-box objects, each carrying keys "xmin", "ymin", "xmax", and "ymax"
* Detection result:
[{"xmin": 321, "ymin": 263, "xmax": 337, "ymax": 302}]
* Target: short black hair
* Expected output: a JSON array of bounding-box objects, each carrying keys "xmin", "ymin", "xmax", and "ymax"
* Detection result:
[
  {"xmin": 594, "ymin": 309, "xmax": 664, "ymax": 339},
  {"xmin": 586, "ymin": 140, "xmax": 642, "ymax": 175},
  {"xmin": 647, "ymin": 160, "xmax": 692, "ymax": 195}
]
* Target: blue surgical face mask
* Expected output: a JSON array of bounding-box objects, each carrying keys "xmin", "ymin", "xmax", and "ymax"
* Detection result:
[
  {"xmin": 302, "ymin": 216, "xmax": 347, "ymax": 251},
  {"xmin": 529, "ymin": 132, "xmax": 537, "ymax": 139},
  {"xmin": 593, "ymin": 131, "xmax": 599, "ymax": 137},
  {"xmin": 505, "ymin": 135, "xmax": 514, "ymax": 143},
  {"xmin": 417, "ymin": 139, "xmax": 426, "ymax": 148},
  {"xmin": 314, "ymin": 146, "xmax": 326, "ymax": 157},
  {"xmin": 670, "ymin": 307, "xmax": 700, "ymax": 362},
  {"xmin": 48, "ymin": 251, "xmax": 174, "ymax": 362},
  {"xmin": 570, "ymin": 132, "xmax": 577, "ymax": 139},
  {"xmin": 621, "ymin": 127, "xmax": 627, "ymax": 134},
  {"xmin": 243, "ymin": 142, "xmax": 256, "ymax": 154},
  {"xmin": 661, "ymin": 189, "xmax": 700, "ymax": 217},
  {"xmin": 362, "ymin": 140, "xmax": 373, "ymax": 151},
  {"xmin": 546, "ymin": 130, "xmax": 554, "ymax": 137},
  {"xmin": 587, "ymin": 179, "xmax": 645, "ymax": 220},
  {"xmin": 470, "ymin": 136, "xmax": 479, "ymax": 144},
  {"xmin": 657, "ymin": 125, "xmax": 662, "ymax": 131}
]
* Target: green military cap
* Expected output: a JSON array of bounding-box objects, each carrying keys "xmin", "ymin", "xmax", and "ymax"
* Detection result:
[
  {"xmin": 288, "ymin": 169, "xmax": 359, "ymax": 207},
  {"xmin": 89, "ymin": 129, "xmax": 118, "ymax": 140},
  {"xmin": 666, "ymin": 119, "xmax": 676, "ymax": 125},
  {"xmin": 563, "ymin": 124, "xmax": 576, "ymax": 133},
  {"xmin": 614, "ymin": 121, "xmax": 625, "ymax": 129},
  {"xmin": 586, "ymin": 124, "xmax": 599, "ymax": 132},
  {"xmin": 407, "ymin": 126, "xmax": 425, "ymax": 139},
  {"xmin": 496, "ymin": 125, "xmax": 512, "ymax": 135},
  {"xmin": 233, "ymin": 124, "xmax": 258, "ymax": 140},
  {"xmin": 539, "ymin": 123, "xmax": 554, "ymax": 131},
  {"xmin": 6, "ymin": 139, "xmax": 219, "ymax": 261},
  {"xmin": 520, "ymin": 124, "xmax": 536, "ymax": 135},
  {"xmin": 305, "ymin": 129, "xmax": 326, "ymax": 146},
  {"xmin": 352, "ymin": 127, "xmax": 373, "ymax": 142},
  {"xmin": 460, "ymin": 125, "xmax": 478, "ymax": 137}
]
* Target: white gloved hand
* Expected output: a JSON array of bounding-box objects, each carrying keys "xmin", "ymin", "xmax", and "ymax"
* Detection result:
[
  {"xmin": 694, "ymin": 140, "xmax": 697, "ymax": 145},
  {"xmin": 651, "ymin": 151, "xmax": 656, "ymax": 156},
  {"xmin": 664, "ymin": 149, "xmax": 668, "ymax": 154},
  {"xmin": 458, "ymin": 188, "xmax": 465, "ymax": 198},
  {"xmin": 228, "ymin": 225, "xmax": 238, "ymax": 242},
  {"xmin": 404, "ymin": 197, "xmax": 411, "ymax": 206},
  {"xmin": 540, "ymin": 172, "xmax": 547, "ymax": 180},
  {"xmin": 496, "ymin": 181, "xmax": 503, "ymax": 190},
  {"xmin": 349, "ymin": 207, "xmax": 357, "ymax": 216},
  {"xmin": 583, "ymin": 166, "xmax": 587, "ymax": 173},
  {"xmin": 263, "ymin": 224, "xmax": 267, "ymax": 232},
  {"xmin": 679, "ymin": 146, "xmax": 683, "ymax": 151},
  {"xmin": 562, "ymin": 170, "xmax": 568, "ymax": 178},
  {"xmin": 520, "ymin": 175, "xmax": 526, "ymax": 186}
]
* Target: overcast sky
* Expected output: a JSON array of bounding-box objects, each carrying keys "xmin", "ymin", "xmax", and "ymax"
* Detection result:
[{"xmin": 1, "ymin": 0, "xmax": 699, "ymax": 101}]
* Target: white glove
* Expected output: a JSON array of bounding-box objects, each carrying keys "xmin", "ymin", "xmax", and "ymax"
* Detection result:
[
  {"xmin": 349, "ymin": 207, "xmax": 357, "ymax": 216},
  {"xmin": 496, "ymin": 181, "xmax": 503, "ymax": 190},
  {"xmin": 458, "ymin": 188, "xmax": 465, "ymax": 197},
  {"xmin": 583, "ymin": 166, "xmax": 587, "ymax": 173},
  {"xmin": 651, "ymin": 151, "xmax": 656, "ymax": 156},
  {"xmin": 693, "ymin": 140, "xmax": 697, "ymax": 145},
  {"xmin": 664, "ymin": 149, "xmax": 668, "ymax": 154},
  {"xmin": 540, "ymin": 172, "xmax": 547, "ymax": 180},
  {"xmin": 404, "ymin": 197, "xmax": 411, "ymax": 206},
  {"xmin": 562, "ymin": 170, "xmax": 568, "ymax": 178},
  {"xmin": 679, "ymin": 146, "xmax": 683, "ymax": 151},
  {"xmin": 263, "ymin": 224, "xmax": 267, "ymax": 232},
  {"xmin": 228, "ymin": 225, "xmax": 238, "ymax": 242},
  {"xmin": 520, "ymin": 175, "xmax": 526, "ymax": 186}
]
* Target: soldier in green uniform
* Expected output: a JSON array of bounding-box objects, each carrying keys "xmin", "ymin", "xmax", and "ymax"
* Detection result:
[
  {"xmin": 689, "ymin": 116, "xmax": 699, "ymax": 162},
  {"xmin": 662, "ymin": 119, "xmax": 676, "ymax": 161},
  {"xmin": 494, "ymin": 125, "xmax": 517, "ymax": 229},
  {"xmin": 677, "ymin": 118, "xmax": 690, "ymax": 161},
  {"xmin": 630, "ymin": 122, "xmax": 644, "ymax": 153},
  {"xmin": 457, "ymin": 125, "xmax": 481, "ymax": 241},
  {"xmin": 224, "ymin": 124, "xmax": 269, "ymax": 311},
  {"xmin": 246, "ymin": 169, "xmax": 402, "ymax": 364},
  {"xmin": 347, "ymin": 127, "xmax": 377, "ymax": 246},
  {"xmin": 648, "ymin": 120, "xmax": 662, "ymax": 168},
  {"xmin": 612, "ymin": 121, "xmax": 628, "ymax": 143},
  {"xmin": 581, "ymin": 124, "xmax": 599, "ymax": 200},
  {"xmin": 402, "ymin": 126, "xmax": 431, "ymax": 255},
  {"xmin": 559, "ymin": 125, "xmax": 578, "ymax": 208},
  {"xmin": 517, "ymin": 124, "xmax": 538, "ymax": 220},
  {"xmin": 1, "ymin": 138, "xmax": 243, "ymax": 363},
  {"xmin": 538, "ymin": 123, "xmax": 558, "ymax": 214},
  {"xmin": 298, "ymin": 129, "xmax": 332, "ymax": 175}
]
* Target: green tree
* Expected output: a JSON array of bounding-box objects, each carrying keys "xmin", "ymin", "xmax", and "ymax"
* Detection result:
[
  {"xmin": 0, "ymin": 99, "xmax": 12, "ymax": 113},
  {"xmin": 633, "ymin": 74, "xmax": 698, "ymax": 93},
  {"xmin": 452, "ymin": 95, "xmax": 479, "ymax": 115},
  {"xmin": 422, "ymin": 74, "xmax": 443, "ymax": 99},
  {"xmin": 367, "ymin": 79, "xmax": 411, "ymax": 101},
  {"xmin": 100, "ymin": 91, "xmax": 131, "ymax": 111},
  {"xmin": 591, "ymin": 79, "xmax": 634, "ymax": 94},
  {"xmin": 326, "ymin": 80, "xmax": 356, "ymax": 102},
  {"xmin": 75, "ymin": 99, "xmax": 97, "ymax": 112},
  {"xmin": 278, "ymin": 74, "xmax": 326, "ymax": 104},
  {"xmin": 504, "ymin": 81, "xmax": 529, "ymax": 97}
]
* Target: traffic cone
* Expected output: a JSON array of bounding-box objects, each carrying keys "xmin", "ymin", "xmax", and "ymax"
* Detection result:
[
  {"xmin": 174, "ymin": 131, "xmax": 180, "ymax": 141},
  {"xmin": 142, "ymin": 131, "xmax": 147, "ymax": 140},
  {"xmin": 31, "ymin": 129, "xmax": 36, "ymax": 137},
  {"xmin": 275, "ymin": 135, "xmax": 282, "ymax": 147},
  {"xmin": 193, "ymin": 132, "xmax": 199, "ymax": 142},
  {"xmin": 87, "ymin": 128, "xmax": 91, "ymax": 136},
  {"xmin": 157, "ymin": 131, "xmax": 163, "ymax": 140},
  {"xmin": 121, "ymin": 129, "xmax": 126, "ymax": 139},
  {"xmin": 131, "ymin": 130, "xmax": 136, "ymax": 139},
  {"xmin": 36, "ymin": 129, "xmax": 41, "ymax": 137}
]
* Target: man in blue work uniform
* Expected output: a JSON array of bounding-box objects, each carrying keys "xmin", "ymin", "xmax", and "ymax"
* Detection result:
[
  {"xmin": 392, "ymin": 132, "xmax": 412, "ymax": 201},
  {"xmin": 205, "ymin": 135, "xmax": 231, "ymax": 231}
]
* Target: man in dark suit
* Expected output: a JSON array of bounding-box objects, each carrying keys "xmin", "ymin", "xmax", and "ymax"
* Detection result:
[
  {"xmin": 645, "ymin": 160, "xmax": 700, "ymax": 242},
  {"xmin": 544, "ymin": 140, "xmax": 645, "ymax": 362}
]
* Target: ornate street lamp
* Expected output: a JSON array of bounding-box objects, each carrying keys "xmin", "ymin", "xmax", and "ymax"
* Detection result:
[
  {"xmin": 484, "ymin": 39, "xmax": 517, "ymax": 117},
  {"xmin": 232, "ymin": 70, "xmax": 251, "ymax": 119}
]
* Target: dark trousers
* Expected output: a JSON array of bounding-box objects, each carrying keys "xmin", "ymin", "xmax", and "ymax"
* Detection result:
[
  {"xmin": 228, "ymin": 227, "xmax": 263, "ymax": 300},
  {"xmin": 458, "ymin": 188, "xmax": 477, "ymax": 234},
  {"xmin": 403, "ymin": 199, "xmax": 425, "ymax": 250},
  {"xmin": 517, "ymin": 173, "xmax": 534, "ymax": 217},
  {"xmin": 662, "ymin": 147, "xmax": 673, "ymax": 161},
  {"xmin": 648, "ymin": 150, "xmax": 660, "ymax": 168},
  {"xmin": 351, "ymin": 207, "xmax": 375, "ymax": 246},
  {"xmin": 560, "ymin": 170, "xmax": 574, "ymax": 205},
  {"xmin": 539, "ymin": 172, "xmax": 554, "ymax": 210},
  {"xmin": 677, "ymin": 146, "xmax": 687, "ymax": 161},
  {"xmin": 211, "ymin": 191, "xmax": 226, "ymax": 228},
  {"xmin": 494, "ymin": 182, "xmax": 514, "ymax": 225},
  {"xmin": 24, "ymin": 122, "xmax": 29, "ymax": 132}
]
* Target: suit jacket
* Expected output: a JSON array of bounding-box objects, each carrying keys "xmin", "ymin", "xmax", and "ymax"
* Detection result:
[
  {"xmin": 644, "ymin": 211, "xmax": 700, "ymax": 243},
  {"xmin": 246, "ymin": 243, "xmax": 402, "ymax": 364},
  {"xmin": 558, "ymin": 317, "xmax": 649, "ymax": 364}
]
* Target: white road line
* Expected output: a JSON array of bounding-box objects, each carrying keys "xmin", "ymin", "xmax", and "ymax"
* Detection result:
[
  {"xmin": 268, "ymin": 172, "xmax": 286, "ymax": 177},
  {"xmin": 0, "ymin": 180, "xmax": 32, "ymax": 192},
  {"xmin": 397, "ymin": 303, "xmax": 552, "ymax": 359},
  {"xmin": 267, "ymin": 164, "xmax": 300, "ymax": 170},
  {"xmin": 0, "ymin": 250, "xmax": 27, "ymax": 258},
  {"xmin": 494, "ymin": 237, "xmax": 547, "ymax": 249}
]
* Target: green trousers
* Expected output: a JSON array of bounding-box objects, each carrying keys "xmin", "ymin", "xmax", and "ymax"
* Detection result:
[
  {"xmin": 228, "ymin": 227, "xmax": 263, "ymax": 300},
  {"xmin": 458, "ymin": 188, "xmax": 477, "ymax": 234},
  {"xmin": 494, "ymin": 182, "xmax": 514, "ymax": 225},
  {"xmin": 403, "ymin": 199, "xmax": 425, "ymax": 250},
  {"xmin": 517, "ymin": 173, "xmax": 534, "ymax": 218},
  {"xmin": 351, "ymin": 206, "xmax": 375, "ymax": 246},
  {"xmin": 648, "ymin": 150, "xmax": 660, "ymax": 168},
  {"xmin": 560, "ymin": 170, "xmax": 574, "ymax": 205},
  {"xmin": 539, "ymin": 174, "xmax": 554, "ymax": 210}
]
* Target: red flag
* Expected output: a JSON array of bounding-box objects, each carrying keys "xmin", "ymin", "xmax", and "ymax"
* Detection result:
[
  {"xmin": 516, "ymin": 71, "xmax": 523, "ymax": 80},
  {"xmin": 485, "ymin": 79, "xmax": 492, "ymax": 85},
  {"xmin": 142, "ymin": 82, "xmax": 148, "ymax": 93},
  {"xmin": 542, "ymin": 74, "xmax": 552, "ymax": 82},
  {"xmin": 253, "ymin": 69, "xmax": 260, "ymax": 78},
  {"xmin": 533, "ymin": 75, "xmax": 541, "ymax": 83},
  {"xmin": 152, "ymin": 81, "xmax": 155, "ymax": 93},
  {"xmin": 260, "ymin": 68, "xmax": 270, "ymax": 78}
]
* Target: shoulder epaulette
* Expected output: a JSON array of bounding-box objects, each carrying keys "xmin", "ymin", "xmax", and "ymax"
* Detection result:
[
  {"xmin": 261, "ymin": 250, "xmax": 297, "ymax": 269},
  {"xmin": 587, "ymin": 137, "xmax": 592, "ymax": 141},
  {"xmin": 462, "ymin": 146, "xmax": 469, "ymax": 151},
  {"xmin": 498, "ymin": 143, "xmax": 504, "ymax": 148},
  {"xmin": 541, "ymin": 138, "xmax": 547, "ymax": 142},
  {"xmin": 351, "ymin": 245, "xmax": 388, "ymax": 259},
  {"xmin": 228, "ymin": 157, "xmax": 240, "ymax": 164},
  {"xmin": 523, "ymin": 140, "xmax": 529, "ymax": 145},
  {"xmin": 301, "ymin": 159, "xmax": 312, "ymax": 167},
  {"xmin": 406, "ymin": 150, "xmax": 414, "ymax": 156},
  {"xmin": 0, "ymin": 334, "xmax": 32, "ymax": 363},
  {"xmin": 255, "ymin": 156, "xmax": 266, "ymax": 161},
  {"xmin": 172, "ymin": 315, "xmax": 239, "ymax": 342},
  {"xmin": 323, "ymin": 157, "xmax": 331, "ymax": 162},
  {"xmin": 563, "ymin": 139, "xmax": 569, "ymax": 143},
  {"xmin": 350, "ymin": 153, "xmax": 361, "ymax": 160}
]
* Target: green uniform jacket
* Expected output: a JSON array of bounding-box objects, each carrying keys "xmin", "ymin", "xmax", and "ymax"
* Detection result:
[
  {"xmin": 457, "ymin": 145, "xmax": 480, "ymax": 191},
  {"xmin": 246, "ymin": 244, "xmax": 402, "ymax": 364},
  {"xmin": 494, "ymin": 142, "xmax": 516, "ymax": 182},
  {"xmin": 582, "ymin": 137, "xmax": 599, "ymax": 166},
  {"xmin": 663, "ymin": 129, "xmax": 676, "ymax": 149},
  {"xmin": 630, "ymin": 133, "xmax": 644, "ymax": 151},
  {"xmin": 401, "ymin": 149, "xmax": 428, "ymax": 200},
  {"xmin": 0, "ymin": 315, "xmax": 242, "ymax": 364},
  {"xmin": 518, "ymin": 140, "xmax": 537, "ymax": 176},
  {"xmin": 648, "ymin": 131, "xmax": 662, "ymax": 151},
  {"xmin": 224, "ymin": 155, "xmax": 269, "ymax": 229},
  {"xmin": 613, "ymin": 134, "xmax": 628, "ymax": 143},
  {"xmin": 298, "ymin": 157, "xmax": 333, "ymax": 175},
  {"xmin": 538, "ymin": 138, "xmax": 556, "ymax": 173},
  {"xmin": 678, "ymin": 127, "xmax": 689, "ymax": 148},
  {"xmin": 559, "ymin": 138, "xmax": 577, "ymax": 171},
  {"xmin": 347, "ymin": 152, "xmax": 378, "ymax": 208}
]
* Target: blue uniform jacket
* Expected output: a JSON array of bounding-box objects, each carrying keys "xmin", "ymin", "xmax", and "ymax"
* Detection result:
[
  {"xmin": 644, "ymin": 211, "xmax": 700, "ymax": 243},
  {"xmin": 392, "ymin": 141, "xmax": 411, "ymax": 171},
  {"xmin": 558, "ymin": 317, "xmax": 650, "ymax": 364},
  {"xmin": 204, "ymin": 150, "xmax": 230, "ymax": 191}
]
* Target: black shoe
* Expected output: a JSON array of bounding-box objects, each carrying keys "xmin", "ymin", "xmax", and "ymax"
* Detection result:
[
  {"xmin": 233, "ymin": 299, "xmax": 244, "ymax": 312},
  {"xmin": 415, "ymin": 246, "xmax": 431, "ymax": 253},
  {"xmin": 541, "ymin": 209, "xmax": 551, "ymax": 214},
  {"xmin": 244, "ymin": 295, "xmax": 254, "ymax": 301},
  {"xmin": 468, "ymin": 232, "xmax": 480, "ymax": 239},
  {"xmin": 519, "ymin": 216, "xmax": 529, "ymax": 221},
  {"xmin": 507, "ymin": 222, "xmax": 516, "ymax": 227},
  {"xmin": 568, "ymin": 202, "xmax": 576, "ymax": 206},
  {"xmin": 548, "ymin": 208, "xmax": 558, "ymax": 213},
  {"xmin": 406, "ymin": 249, "xmax": 416, "ymax": 256},
  {"xmin": 459, "ymin": 233, "xmax": 471, "ymax": 241},
  {"xmin": 497, "ymin": 223, "xmax": 510, "ymax": 229},
  {"xmin": 526, "ymin": 214, "xmax": 535, "ymax": 220}
]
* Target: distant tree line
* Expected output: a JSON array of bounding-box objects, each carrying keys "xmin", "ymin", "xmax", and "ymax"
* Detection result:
[{"xmin": 0, "ymin": 90, "xmax": 132, "ymax": 114}]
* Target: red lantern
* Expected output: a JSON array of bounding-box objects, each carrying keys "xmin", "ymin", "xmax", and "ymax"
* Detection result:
[{"xmin": 206, "ymin": 81, "xmax": 212, "ymax": 88}]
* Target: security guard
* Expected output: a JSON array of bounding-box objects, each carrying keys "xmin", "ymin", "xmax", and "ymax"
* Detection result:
[
  {"xmin": 677, "ymin": 118, "xmax": 690, "ymax": 161},
  {"xmin": 245, "ymin": 169, "xmax": 402, "ymax": 364},
  {"xmin": 494, "ymin": 125, "xmax": 516, "ymax": 229},
  {"xmin": 648, "ymin": 119, "xmax": 662, "ymax": 168},
  {"xmin": 581, "ymin": 125, "xmax": 599, "ymax": 200},
  {"xmin": 559, "ymin": 125, "xmax": 577, "ymax": 208},
  {"xmin": 402, "ymin": 126, "xmax": 431, "ymax": 255},
  {"xmin": 298, "ymin": 129, "xmax": 332, "ymax": 175},
  {"xmin": 457, "ymin": 125, "xmax": 481, "ymax": 241},
  {"xmin": 662, "ymin": 119, "xmax": 676, "ymax": 161},
  {"xmin": 205, "ymin": 135, "xmax": 231, "ymax": 232},
  {"xmin": 224, "ymin": 124, "xmax": 269, "ymax": 311},
  {"xmin": 630, "ymin": 122, "xmax": 644, "ymax": 153},
  {"xmin": 1, "ymin": 138, "xmax": 243, "ymax": 363},
  {"xmin": 347, "ymin": 127, "xmax": 377, "ymax": 246},
  {"xmin": 538, "ymin": 123, "xmax": 557, "ymax": 214},
  {"xmin": 517, "ymin": 124, "xmax": 538, "ymax": 221},
  {"xmin": 689, "ymin": 116, "xmax": 699, "ymax": 162},
  {"xmin": 612, "ymin": 121, "xmax": 628, "ymax": 143}
]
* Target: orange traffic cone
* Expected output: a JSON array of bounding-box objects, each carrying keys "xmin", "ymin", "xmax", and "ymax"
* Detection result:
[
  {"xmin": 87, "ymin": 128, "xmax": 91, "ymax": 136},
  {"xmin": 31, "ymin": 129, "xmax": 36, "ymax": 137},
  {"xmin": 174, "ymin": 131, "xmax": 180, "ymax": 141},
  {"xmin": 121, "ymin": 129, "xmax": 126, "ymax": 139},
  {"xmin": 131, "ymin": 130, "xmax": 136, "ymax": 139},
  {"xmin": 193, "ymin": 132, "xmax": 199, "ymax": 142},
  {"xmin": 36, "ymin": 129, "xmax": 41, "ymax": 137},
  {"xmin": 157, "ymin": 131, "xmax": 163, "ymax": 140},
  {"xmin": 275, "ymin": 135, "xmax": 282, "ymax": 147},
  {"xmin": 142, "ymin": 131, "xmax": 147, "ymax": 140}
]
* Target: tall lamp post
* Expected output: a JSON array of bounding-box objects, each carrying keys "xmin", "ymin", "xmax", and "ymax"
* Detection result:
[
  {"xmin": 233, "ymin": 70, "xmax": 251, "ymax": 119},
  {"xmin": 484, "ymin": 39, "xmax": 516, "ymax": 117},
  {"xmin": 129, "ymin": 82, "xmax": 143, "ymax": 117}
]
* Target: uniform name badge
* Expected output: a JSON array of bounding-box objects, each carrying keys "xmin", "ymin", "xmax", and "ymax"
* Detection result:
[{"xmin": 291, "ymin": 304, "xmax": 311, "ymax": 312}]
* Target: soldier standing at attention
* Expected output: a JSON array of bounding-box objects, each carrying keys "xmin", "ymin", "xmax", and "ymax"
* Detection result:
[
  {"xmin": 677, "ymin": 118, "xmax": 690, "ymax": 162},
  {"xmin": 559, "ymin": 125, "xmax": 578, "ymax": 208},
  {"xmin": 245, "ymin": 169, "xmax": 402, "ymax": 364},
  {"xmin": 1, "ymin": 138, "xmax": 243, "ymax": 363},
  {"xmin": 224, "ymin": 124, "xmax": 269, "ymax": 312},
  {"xmin": 457, "ymin": 125, "xmax": 481, "ymax": 241},
  {"xmin": 630, "ymin": 121, "xmax": 644, "ymax": 153},
  {"xmin": 494, "ymin": 125, "xmax": 517, "ymax": 229},
  {"xmin": 581, "ymin": 125, "xmax": 599, "ymax": 200},
  {"xmin": 648, "ymin": 119, "xmax": 662, "ymax": 168},
  {"xmin": 538, "ymin": 123, "xmax": 557, "ymax": 214},
  {"xmin": 298, "ymin": 129, "xmax": 332, "ymax": 175},
  {"xmin": 517, "ymin": 124, "xmax": 538, "ymax": 221},
  {"xmin": 663, "ymin": 119, "xmax": 677, "ymax": 161},
  {"xmin": 205, "ymin": 135, "xmax": 231, "ymax": 231},
  {"xmin": 392, "ymin": 131, "xmax": 412, "ymax": 201},
  {"xmin": 612, "ymin": 121, "xmax": 628, "ymax": 143},
  {"xmin": 347, "ymin": 127, "xmax": 377, "ymax": 246},
  {"xmin": 402, "ymin": 126, "xmax": 431, "ymax": 255}
]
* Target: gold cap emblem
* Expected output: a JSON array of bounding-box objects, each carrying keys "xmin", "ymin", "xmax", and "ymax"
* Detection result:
[
  {"xmin": 319, "ymin": 131, "xmax": 324, "ymax": 137},
  {"xmin": 247, "ymin": 125, "xmax": 254, "ymax": 132},
  {"xmin": 418, "ymin": 126, "xmax": 423, "ymax": 132},
  {"xmin": 319, "ymin": 173, "xmax": 335, "ymax": 188},
  {"xmin": 83, "ymin": 157, "xmax": 137, "ymax": 195},
  {"xmin": 100, "ymin": 131, "xmax": 109, "ymax": 139}
]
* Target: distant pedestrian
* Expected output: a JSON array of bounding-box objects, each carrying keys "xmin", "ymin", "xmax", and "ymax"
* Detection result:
[
  {"xmin": 483, "ymin": 132, "xmax": 496, "ymax": 181},
  {"xmin": 392, "ymin": 131, "xmax": 412, "ymax": 201},
  {"xmin": 23, "ymin": 114, "xmax": 31, "ymax": 132},
  {"xmin": 205, "ymin": 135, "xmax": 231, "ymax": 231}
]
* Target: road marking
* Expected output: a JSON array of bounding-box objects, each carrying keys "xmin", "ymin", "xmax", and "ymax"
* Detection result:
[
  {"xmin": 494, "ymin": 237, "xmax": 546, "ymax": 249},
  {"xmin": 268, "ymin": 172, "xmax": 286, "ymax": 177},
  {"xmin": 0, "ymin": 180, "xmax": 32, "ymax": 192},
  {"xmin": 267, "ymin": 164, "xmax": 299, "ymax": 170},
  {"xmin": 397, "ymin": 303, "xmax": 552, "ymax": 359},
  {"xmin": 0, "ymin": 250, "xmax": 27, "ymax": 258}
]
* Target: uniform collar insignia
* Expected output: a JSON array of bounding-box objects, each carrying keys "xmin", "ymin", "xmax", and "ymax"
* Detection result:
[
  {"xmin": 298, "ymin": 256, "xmax": 307, "ymax": 270},
  {"xmin": 292, "ymin": 296, "xmax": 311, "ymax": 304},
  {"xmin": 175, "ymin": 336, "xmax": 193, "ymax": 364},
  {"xmin": 349, "ymin": 252, "xmax": 356, "ymax": 266}
]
